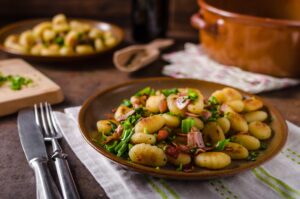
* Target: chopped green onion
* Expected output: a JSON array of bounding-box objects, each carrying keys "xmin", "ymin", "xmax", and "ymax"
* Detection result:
[
  {"xmin": 6, "ymin": 75, "xmax": 32, "ymax": 90},
  {"xmin": 208, "ymin": 96, "xmax": 219, "ymax": 105},
  {"xmin": 135, "ymin": 87, "xmax": 153, "ymax": 96},
  {"xmin": 181, "ymin": 118, "xmax": 195, "ymax": 133},
  {"xmin": 121, "ymin": 99, "xmax": 132, "ymax": 107},
  {"xmin": 214, "ymin": 139, "xmax": 230, "ymax": 151},
  {"xmin": 176, "ymin": 163, "xmax": 183, "ymax": 171},
  {"xmin": 187, "ymin": 89, "xmax": 198, "ymax": 100},
  {"xmin": 161, "ymin": 88, "xmax": 178, "ymax": 97}
]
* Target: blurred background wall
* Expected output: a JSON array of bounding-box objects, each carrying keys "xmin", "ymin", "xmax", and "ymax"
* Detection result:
[{"xmin": 0, "ymin": 0, "xmax": 198, "ymax": 38}]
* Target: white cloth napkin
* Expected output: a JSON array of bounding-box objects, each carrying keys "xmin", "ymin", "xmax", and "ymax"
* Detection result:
[
  {"xmin": 162, "ymin": 43, "xmax": 299, "ymax": 94},
  {"xmin": 55, "ymin": 107, "xmax": 300, "ymax": 199}
]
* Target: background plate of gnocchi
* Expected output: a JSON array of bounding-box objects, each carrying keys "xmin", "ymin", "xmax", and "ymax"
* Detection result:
[
  {"xmin": 78, "ymin": 78, "xmax": 287, "ymax": 180},
  {"xmin": 0, "ymin": 14, "xmax": 124, "ymax": 62}
]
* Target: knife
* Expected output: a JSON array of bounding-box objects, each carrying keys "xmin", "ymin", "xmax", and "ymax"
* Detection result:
[{"xmin": 18, "ymin": 108, "xmax": 62, "ymax": 199}]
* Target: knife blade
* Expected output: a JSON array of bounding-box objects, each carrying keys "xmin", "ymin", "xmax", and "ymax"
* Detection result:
[{"xmin": 18, "ymin": 108, "xmax": 62, "ymax": 199}]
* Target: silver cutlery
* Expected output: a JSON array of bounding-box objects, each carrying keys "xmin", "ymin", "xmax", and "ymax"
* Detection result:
[
  {"xmin": 35, "ymin": 103, "xmax": 80, "ymax": 199},
  {"xmin": 18, "ymin": 108, "xmax": 62, "ymax": 199}
]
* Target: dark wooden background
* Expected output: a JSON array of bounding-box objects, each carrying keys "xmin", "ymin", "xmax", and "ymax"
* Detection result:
[{"xmin": 0, "ymin": 0, "xmax": 199, "ymax": 37}]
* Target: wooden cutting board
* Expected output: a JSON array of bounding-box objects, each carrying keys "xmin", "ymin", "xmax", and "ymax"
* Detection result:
[{"xmin": 0, "ymin": 59, "xmax": 64, "ymax": 116}]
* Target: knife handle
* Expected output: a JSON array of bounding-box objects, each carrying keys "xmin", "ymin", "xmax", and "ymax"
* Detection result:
[
  {"xmin": 51, "ymin": 140, "xmax": 80, "ymax": 199},
  {"xmin": 30, "ymin": 158, "xmax": 62, "ymax": 199}
]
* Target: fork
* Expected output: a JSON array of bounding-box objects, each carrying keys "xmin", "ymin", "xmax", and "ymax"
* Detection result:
[{"xmin": 35, "ymin": 102, "xmax": 80, "ymax": 199}]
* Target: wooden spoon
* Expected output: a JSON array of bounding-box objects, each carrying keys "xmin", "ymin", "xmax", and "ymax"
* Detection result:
[{"xmin": 113, "ymin": 39, "xmax": 174, "ymax": 72}]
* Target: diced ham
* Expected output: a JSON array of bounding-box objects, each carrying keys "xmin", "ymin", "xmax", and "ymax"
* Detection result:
[
  {"xmin": 187, "ymin": 130, "xmax": 205, "ymax": 148},
  {"xmin": 117, "ymin": 110, "xmax": 135, "ymax": 121},
  {"xmin": 200, "ymin": 110, "xmax": 212, "ymax": 120},
  {"xmin": 165, "ymin": 145, "xmax": 180, "ymax": 159},
  {"xmin": 176, "ymin": 96, "xmax": 190, "ymax": 110},
  {"xmin": 185, "ymin": 112, "xmax": 201, "ymax": 117}
]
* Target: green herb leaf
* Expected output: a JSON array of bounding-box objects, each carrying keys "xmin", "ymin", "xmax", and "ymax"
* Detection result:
[
  {"xmin": 134, "ymin": 87, "xmax": 153, "ymax": 96},
  {"xmin": 187, "ymin": 89, "xmax": 198, "ymax": 100},
  {"xmin": 55, "ymin": 37, "xmax": 64, "ymax": 46},
  {"xmin": 208, "ymin": 96, "xmax": 219, "ymax": 105},
  {"xmin": 121, "ymin": 99, "xmax": 132, "ymax": 107},
  {"xmin": 214, "ymin": 139, "xmax": 230, "ymax": 151},
  {"xmin": 176, "ymin": 163, "xmax": 183, "ymax": 171},
  {"xmin": 161, "ymin": 88, "xmax": 178, "ymax": 97},
  {"xmin": 108, "ymin": 121, "xmax": 117, "ymax": 134},
  {"xmin": 105, "ymin": 140, "xmax": 118, "ymax": 152},
  {"xmin": 6, "ymin": 75, "xmax": 32, "ymax": 90},
  {"xmin": 206, "ymin": 96, "xmax": 221, "ymax": 122},
  {"xmin": 260, "ymin": 142, "xmax": 268, "ymax": 150},
  {"xmin": 181, "ymin": 118, "xmax": 195, "ymax": 133},
  {"xmin": 248, "ymin": 151, "xmax": 259, "ymax": 161}
]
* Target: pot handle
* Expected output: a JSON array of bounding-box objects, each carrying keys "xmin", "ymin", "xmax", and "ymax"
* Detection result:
[{"xmin": 191, "ymin": 13, "xmax": 224, "ymax": 37}]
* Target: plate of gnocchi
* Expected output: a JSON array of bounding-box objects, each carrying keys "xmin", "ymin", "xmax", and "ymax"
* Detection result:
[
  {"xmin": 78, "ymin": 78, "xmax": 287, "ymax": 180},
  {"xmin": 0, "ymin": 14, "xmax": 124, "ymax": 62}
]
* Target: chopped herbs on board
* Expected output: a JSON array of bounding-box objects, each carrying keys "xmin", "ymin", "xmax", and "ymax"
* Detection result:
[{"xmin": 0, "ymin": 73, "xmax": 33, "ymax": 90}]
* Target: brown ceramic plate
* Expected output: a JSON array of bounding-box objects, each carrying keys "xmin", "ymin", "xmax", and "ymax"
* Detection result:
[
  {"xmin": 0, "ymin": 18, "xmax": 124, "ymax": 62},
  {"xmin": 79, "ymin": 78, "xmax": 287, "ymax": 180}
]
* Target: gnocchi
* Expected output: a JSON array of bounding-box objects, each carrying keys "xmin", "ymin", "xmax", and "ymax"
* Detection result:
[
  {"xmin": 167, "ymin": 153, "xmax": 192, "ymax": 166},
  {"xmin": 97, "ymin": 120, "xmax": 117, "ymax": 135},
  {"xmin": 244, "ymin": 111, "xmax": 268, "ymax": 123},
  {"xmin": 131, "ymin": 133, "xmax": 156, "ymax": 144},
  {"xmin": 134, "ymin": 115, "xmax": 165, "ymax": 134},
  {"xmin": 167, "ymin": 94, "xmax": 185, "ymax": 116},
  {"xmin": 227, "ymin": 112, "xmax": 248, "ymax": 132},
  {"xmin": 162, "ymin": 114, "xmax": 180, "ymax": 128},
  {"xmin": 224, "ymin": 142, "xmax": 249, "ymax": 159},
  {"xmin": 231, "ymin": 134, "xmax": 260, "ymax": 150},
  {"xmin": 4, "ymin": 14, "xmax": 118, "ymax": 56},
  {"xmin": 195, "ymin": 152, "xmax": 231, "ymax": 169},
  {"xmin": 129, "ymin": 144, "xmax": 167, "ymax": 167},
  {"xmin": 249, "ymin": 121, "xmax": 272, "ymax": 140},
  {"xmin": 243, "ymin": 97, "xmax": 263, "ymax": 112},
  {"xmin": 95, "ymin": 86, "xmax": 274, "ymax": 171},
  {"xmin": 203, "ymin": 122, "xmax": 225, "ymax": 145}
]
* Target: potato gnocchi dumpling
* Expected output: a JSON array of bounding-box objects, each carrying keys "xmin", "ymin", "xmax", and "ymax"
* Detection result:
[
  {"xmin": 231, "ymin": 134, "xmax": 260, "ymax": 150},
  {"xmin": 195, "ymin": 152, "xmax": 231, "ymax": 169},
  {"xmin": 227, "ymin": 112, "xmax": 249, "ymax": 132},
  {"xmin": 131, "ymin": 133, "xmax": 156, "ymax": 145},
  {"xmin": 3, "ymin": 14, "xmax": 118, "ymax": 56},
  {"xmin": 243, "ymin": 97, "xmax": 263, "ymax": 112},
  {"xmin": 167, "ymin": 153, "xmax": 192, "ymax": 166},
  {"xmin": 249, "ymin": 121, "xmax": 272, "ymax": 140},
  {"xmin": 162, "ymin": 114, "xmax": 180, "ymax": 128},
  {"xmin": 224, "ymin": 142, "xmax": 249, "ymax": 159},
  {"xmin": 129, "ymin": 144, "xmax": 167, "ymax": 167},
  {"xmin": 244, "ymin": 111, "xmax": 268, "ymax": 123},
  {"xmin": 95, "ymin": 86, "xmax": 274, "ymax": 171},
  {"xmin": 134, "ymin": 115, "xmax": 165, "ymax": 134}
]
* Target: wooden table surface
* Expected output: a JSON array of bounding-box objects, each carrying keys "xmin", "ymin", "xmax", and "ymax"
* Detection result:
[{"xmin": 0, "ymin": 36, "xmax": 299, "ymax": 199}]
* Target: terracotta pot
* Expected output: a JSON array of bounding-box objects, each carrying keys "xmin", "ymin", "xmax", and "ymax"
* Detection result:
[{"xmin": 192, "ymin": 0, "xmax": 300, "ymax": 78}]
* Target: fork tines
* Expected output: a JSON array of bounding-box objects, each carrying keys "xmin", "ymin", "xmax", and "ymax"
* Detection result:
[{"xmin": 34, "ymin": 102, "xmax": 60, "ymax": 139}]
